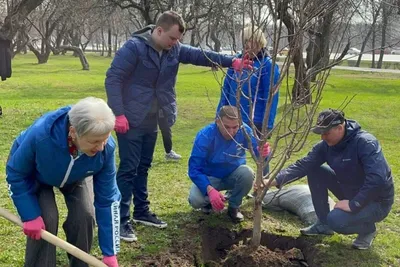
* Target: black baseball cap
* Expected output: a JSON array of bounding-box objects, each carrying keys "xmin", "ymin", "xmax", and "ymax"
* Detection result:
[{"xmin": 311, "ymin": 109, "xmax": 345, "ymax": 134}]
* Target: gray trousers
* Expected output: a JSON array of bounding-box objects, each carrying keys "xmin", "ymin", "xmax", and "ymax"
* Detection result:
[
  {"xmin": 188, "ymin": 165, "xmax": 254, "ymax": 209},
  {"xmin": 25, "ymin": 177, "xmax": 95, "ymax": 267}
]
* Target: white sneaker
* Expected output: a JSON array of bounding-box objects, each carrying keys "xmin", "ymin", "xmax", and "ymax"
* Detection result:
[{"xmin": 165, "ymin": 150, "xmax": 182, "ymax": 160}]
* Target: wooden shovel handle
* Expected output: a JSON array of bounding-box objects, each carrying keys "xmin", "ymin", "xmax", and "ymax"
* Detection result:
[{"xmin": 0, "ymin": 207, "xmax": 107, "ymax": 267}]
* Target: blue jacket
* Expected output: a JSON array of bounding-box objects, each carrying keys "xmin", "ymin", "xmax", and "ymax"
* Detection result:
[
  {"xmin": 217, "ymin": 50, "xmax": 280, "ymax": 128},
  {"xmin": 188, "ymin": 123, "xmax": 259, "ymax": 195},
  {"xmin": 276, "ymin": 120, "xmax": 394, "ymax": 213},
  {"xmin": 6, "ymin": 107, "xmax": 121, "ymax": 256},
  {"xmin": 105, "ymin": 25, "xmax": 234, "ymax": 128}
]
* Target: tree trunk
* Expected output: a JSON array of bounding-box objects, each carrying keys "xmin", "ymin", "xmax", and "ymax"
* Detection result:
[
  {"xmin": 356, "ymin": 4, "xmax": 381, "ymax": 67},
  {"xmin": 377, "ymin": 4, "xmax": 388, "ymax": 69},
  {"xmin": 371, "ymin": 28, "xmax": 376, "ymax": 68},
  {"xmin": 190, "ymin": 28, "xmax": 197, "ymax": 47},
  {"xmin": 114, "ymin": 34, "xmax": 118, "ymax": 53},
  {"xmin": 59, "ymin": 46, "xmax": 90, "ymax": 70},
  {"xmin": 53, "ymin": 25, "xmax": 67, "ymax": 55},
  {"xmin": 210, "ymin": 18, "xmax": 221, "ymax": 52},
  {"xmin": 0, "ymin": 0, "xmax": 44, "ymax": 40},
  {"xmin": 12, "ymin": 27, "xmax": 29, "ymax": 57},
  {"xmin": 279, "ymin": 1, "xmax": 310, "ymax": 104},
  {"xmin": 69, "ymin": 30, "xmax": 80, "ymax": 57},
  {"xmin": 101, "ymin": 27, "xmax": 105, "ymax": 56},
  {"xmin": 107, "ymin": 26, "xmax": 112, "ymax": 57},
  {"xmin": 28, "ymin": 43, "xmax": 50, "ymax": 64},
  {"xmin": 251, "ymin": 199, "xmax": 263, "ymax": 248}
]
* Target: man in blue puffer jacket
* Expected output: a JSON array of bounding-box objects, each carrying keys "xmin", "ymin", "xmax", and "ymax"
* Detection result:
[
  {"xmin": 188, "ymin": 106, "xmax": 270, "ymax": 223},
  {"xmin": 105, "ymin": 11, "xmax": 252, "ymax": 241},
  {"xmin": 267, "ymin": 109, "xmax": 394, "ymax": 250},
  {"xmin": 6, "ymin": 97, "xmax": 121, "ymax": 267}
]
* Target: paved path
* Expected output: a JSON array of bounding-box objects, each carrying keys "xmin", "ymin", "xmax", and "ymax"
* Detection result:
[
  {"xmin": 276, "ymin": 62, "xmax": 400, "ymax": 74},
  {"xmin": 332, "ymin": 65, "xmax": 400, "ymax": 74}
]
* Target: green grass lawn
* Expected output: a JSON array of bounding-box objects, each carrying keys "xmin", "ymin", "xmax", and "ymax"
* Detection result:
[{"xmin": 0, "ymin": 53, "xmax": 399, "ymax": 267}]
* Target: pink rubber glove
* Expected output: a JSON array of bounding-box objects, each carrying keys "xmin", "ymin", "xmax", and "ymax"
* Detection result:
[
  {"xmin": 208, "ymin": 188, "xmax": 226, "ymax": 211},
  {"xmin": 258, "ymin": 143, "xmax": 271, "ymax": 157},
  {"xmin": 114, "ymin": 115, "xmax": 129, "ymax": 134},
  {"xmin": 103, "ymin": 255, "xmax": 119, "ymax": 267},
  {"xmin": 232, "ymin": 55, "xmax": 253, "ymax": 72},
  {"xmin": 23, "ymin": 216, "xmax": 45, "ymax": 240}
]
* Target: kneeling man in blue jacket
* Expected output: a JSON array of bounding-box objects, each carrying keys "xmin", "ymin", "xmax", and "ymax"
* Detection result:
[
  {"xmin": 267, "ymin": 109, "xmax": 394, "ymax": 250},
  {"xmin": 188, "ymin": 105, "xmax": 270, "ymax": 223}
]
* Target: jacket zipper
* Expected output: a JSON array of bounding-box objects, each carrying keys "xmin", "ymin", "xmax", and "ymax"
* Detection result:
[{"xmin": 60, "ymin": 155, "xmax": 81, "ymax": 188}]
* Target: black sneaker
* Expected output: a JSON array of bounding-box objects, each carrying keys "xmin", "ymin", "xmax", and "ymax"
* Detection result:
[
  {"xmin": 120, "ymin": 221, "xmax": 138, "ymax": 242},
  {"xmin": 228, "ymin": 207, "xmax": 244, "ymax": 223},
  {"xmin": 132, "ymin": 212, "xmax": 167, "ymax": 229},
  {"xmin": 201, "ymin": 204, "xmax": 212, "ymax": 214}
]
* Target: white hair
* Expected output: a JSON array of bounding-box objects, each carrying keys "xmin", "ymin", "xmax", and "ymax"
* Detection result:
[
  {"xmin": 68, "ymin": 97, "xmax": 115, "ymax": 137},
  {"xmin": 242, "ymin": 26, "xmax": 267, "ymax": 48}
]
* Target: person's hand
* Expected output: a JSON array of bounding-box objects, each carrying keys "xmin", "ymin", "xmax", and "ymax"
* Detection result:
[
  {"xmin": 253, "ymin": 179, "xmax": 277, "ymax": 191},
  {"xmin": 334, "ymin": 200, "xmax": 351, "ymax": 212},
  {"xmin": 208, "ymin": 187, "xmax": 226, "ymax": 211},
  {"xmin": 257, "ymin": 143, "xmax": 271, "ymax": 157},
  {"xmin": 115, "ymin": 115, "xmax": 129, "ymax": 134},
  {"xmin": 232, "ymin": 55, "xmax": 253, "ymax": 72},
  {"xmin": 23, "ymin": 216, "xmax": 45, "ymax": 240},
  {"xmin": 103, "ymin": 255, "xmax": 118, "ymax": 267}
]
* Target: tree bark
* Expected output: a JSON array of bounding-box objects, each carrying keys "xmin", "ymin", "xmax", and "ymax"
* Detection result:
[
  {"xmin": 279, "ymin": 0, "xmax": 309, "ymax": 104},
  {"xmin": 356, "ymin": 3, "xmax": 381, "ymax": 67},
  {"xmin": 107, "ymin": 26, "xmax": 112, "ymax": 57},
  {"xmin": 377, "ymin": 3, "xmax": 388, "ymax": 69},
  {"xmin": 209, "ymin": 18, "xmax": 221, "ymax": 52},
  {"xmin": 251, "ymin": 198, "xmax": 263, "ymax": 248},
  {"xmin": 371, "ymin": 27, "xmax": 376, "ymax": 68},
  {"xmin": 58, "ymin": 46, "xmax": 90, "ymax": 70},
  {"xmin": 0, "ymin": 0, "xmax": 44, "ymax": 40},
  {"xmin": 53, "ymin": 25, "xmax": 67, "ymax": 55},
  {"xmin": 101, "ymin": 27, "xmax": 105, "ymax": 56},
  {"xmin": 28, "ymin": 43, "xmax": 51, "ymax": 64}
]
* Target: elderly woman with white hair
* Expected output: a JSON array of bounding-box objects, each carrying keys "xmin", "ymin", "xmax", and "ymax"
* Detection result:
[
  {"xmin": 6, "ymin": 97, "xmax": 120, "ymax": 267},
  {"xmin": 217, "ymin": 26, "xmax": 280, "ymax": 139}
]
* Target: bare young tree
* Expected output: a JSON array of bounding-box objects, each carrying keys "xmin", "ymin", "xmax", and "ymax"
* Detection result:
[{"xmin": 211, "ymin": 0, "xmax": 361, "ymax": 249}]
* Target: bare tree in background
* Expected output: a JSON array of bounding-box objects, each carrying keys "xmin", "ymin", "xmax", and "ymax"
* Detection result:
[
  {"xmin": 0, "ymin": 0, "xmax": 44, "ymax": 40},
  {"xmin": 355, "ymin": 0, "xmax": 383, "ymax": 67}
]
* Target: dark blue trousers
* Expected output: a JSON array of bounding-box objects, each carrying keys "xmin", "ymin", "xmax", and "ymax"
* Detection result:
[
  {"xmin": 308, "ymin": 165, "xmax": 393, "ymax": 235},
  {"xmin": 116, "ymin": 127, "xmax": 157, "ymax": 226}
]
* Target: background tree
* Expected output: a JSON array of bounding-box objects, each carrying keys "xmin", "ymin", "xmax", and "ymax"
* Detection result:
[{"xmin": 0, "ymin": 0, "xmax": 44, "ymax": 40}]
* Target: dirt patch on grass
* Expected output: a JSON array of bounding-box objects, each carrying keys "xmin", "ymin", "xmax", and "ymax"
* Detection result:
[
  {"xmin": 134, "ymin": 224, "xmax": 321, "ymax": 267},
  {"xmin": 201, "ymin": 227, "xmax": 320, "ymax": 267}
]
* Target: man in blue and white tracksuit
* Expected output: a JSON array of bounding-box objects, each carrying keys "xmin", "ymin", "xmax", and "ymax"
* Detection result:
[{"xmin": 6, "ymin": 97, "xmax": 121, "ymax": 267}]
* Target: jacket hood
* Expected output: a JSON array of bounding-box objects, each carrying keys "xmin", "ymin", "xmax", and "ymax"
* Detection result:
[
  {"xmin": 132, "ymin": 25, "xmax": 159, "ymax": 51},
  {"xmin": 44, "ymin": 106, "xmax": 71, "ymax": 149},
  {"xmin": 332, "ymin": 119, "xmax": 360, "ymax": 150}
]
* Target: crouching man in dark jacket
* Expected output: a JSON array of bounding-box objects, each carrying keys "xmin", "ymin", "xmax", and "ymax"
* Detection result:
[{"xmin": 267, "ymin": 109, "xmax": 394, "ymax": 250}]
